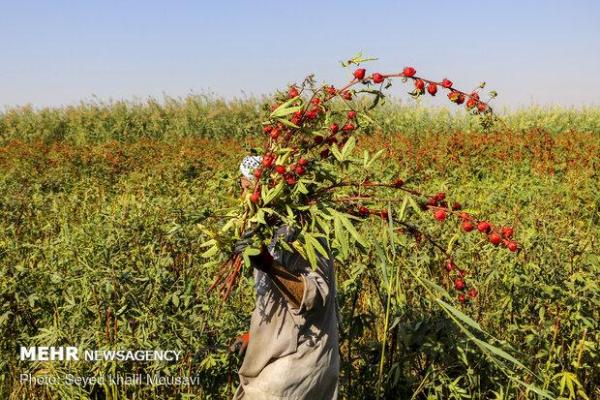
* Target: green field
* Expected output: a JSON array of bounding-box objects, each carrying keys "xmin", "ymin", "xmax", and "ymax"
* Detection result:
[{"xmin": 1, "ymin": 97, "xmax": 599, "ymax": 399}]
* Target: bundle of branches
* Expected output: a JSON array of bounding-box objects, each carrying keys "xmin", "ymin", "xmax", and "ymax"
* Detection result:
[{"xmin": 200, "ymin": 54, "xmax": 517, "ymax": 303}]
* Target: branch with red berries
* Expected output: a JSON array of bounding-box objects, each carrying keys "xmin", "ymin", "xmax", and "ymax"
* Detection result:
[{"xmin": 200, "ymin": 56, "xmax": 511, "ymax": 303}]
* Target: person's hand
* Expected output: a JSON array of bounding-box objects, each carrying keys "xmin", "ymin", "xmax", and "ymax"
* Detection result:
[
  {"xmin": 229, "ymin": 331, "xmax": 250, "ymax": 357},
  {"xmin": 251, "ymin": 244, "xmax": 274, "ymax": 273},
  {"xmin": 233, "ymin": 230, "xmax": 255, "ymax": 255}
]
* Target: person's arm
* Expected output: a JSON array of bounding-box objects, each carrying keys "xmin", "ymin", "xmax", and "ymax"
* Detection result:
[{"xmin": 249, "ymin": 246, "xmax": 305, "ymax": 308}]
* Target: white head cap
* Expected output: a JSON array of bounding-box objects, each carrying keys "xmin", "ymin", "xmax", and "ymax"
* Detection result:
[{"xmin": 240, "ymin": 155, "xmax": 263, "ymax": 180}]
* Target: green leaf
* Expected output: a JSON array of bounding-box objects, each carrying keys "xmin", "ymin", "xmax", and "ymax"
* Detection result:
[
  {"xmin": 304, "ymin": 237, "xmax": 318, "ymax": 269},
  {"xmin": 276, "ymin": 117, "xmax": 300, "ymax": 129},
  {"xmin": 514, "ymin": 378, "xmax": 556, "ymax": 399},
  {"xmin": 338, "ymin": 212, "xmax": 367, "ymax": 247},
  {"xmin": 437, "ymin": 299, "xmax": 483, "ymax": 333},
  {"xmin": 366, "ymin": 149, "xmax": 385, "ymax": 169},
  {"xmin": 269, "ymin": 97, "xmax": 303, "ymax": 118},
  {"xmin": 330, "ymin": 144, "xmax": 344, "ymax": 161},
  {"xmin": 263, "ymin": 181, "xmax": 284, "ymax": 205},
  {"xmin": 199, "ymin": 239, "xmax": 217, "ymax": 248},
  {"xmin": 333, "ymin": 214, "xmax": 349, "ymax": 258},
  {"xmin": 201, "ymin": 246, "xmax": 219, "ymax": 258},
  {"xmin": 407, "ymin": 195, "xmax": 424, "ymax": 217},
  {"xmin": 295, "ymin": 181, "xmax": 309, "ymax": 195},
  {"xmin": 341, "ymin": 136, "xmax": 356, "ymax": 158},
  {"xmin": 306, "ymin": 233, "xmax": 329, "ymax": 258},
  {"xmin": 471, "ymin": 337, "xmax": 526, "ymax": 370}
]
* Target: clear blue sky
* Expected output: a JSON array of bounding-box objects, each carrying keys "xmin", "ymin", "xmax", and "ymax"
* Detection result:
[{"xmin": 1, "ymin": 0, "xmax": 599, "ymax": 109}]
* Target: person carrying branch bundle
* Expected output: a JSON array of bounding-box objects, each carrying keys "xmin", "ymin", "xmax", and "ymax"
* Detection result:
[{"xmin": 232, "ymin": 155, "xmax": 340, "ymax": 400}]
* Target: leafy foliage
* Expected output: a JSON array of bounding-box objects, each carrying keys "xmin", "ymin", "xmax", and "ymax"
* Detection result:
[{"xmin": 0, "ymin": 98, "xmax": 598, "ymax": 399}]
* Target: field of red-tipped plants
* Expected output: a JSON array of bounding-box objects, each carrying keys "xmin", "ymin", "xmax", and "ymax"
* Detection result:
[{"xmin": 0, "ymin": 61, "xmax": 599, "ymax": 399}]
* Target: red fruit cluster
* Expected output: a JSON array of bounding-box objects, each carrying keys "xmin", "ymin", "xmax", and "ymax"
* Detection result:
[
  {"xmin": 421, "ymin": 190, "xmax": 519, "ymax": 253},
  {"xmin": 462, "ymin": 215, "xmax": 519, "ymax": 252},
  {"xmin": 351, "ymin": 67, "xmax": 487, "ymax": 113},
  {"xmin": 444, "ymin": 259, "xmax": 478, "ymax": 304},
  {"xmin": 426, "ymin": 192, "xmax": 448, "ymax": 215}
]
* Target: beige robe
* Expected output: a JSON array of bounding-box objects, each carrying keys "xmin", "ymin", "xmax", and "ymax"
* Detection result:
[{"xmin": 233, "ymin": 227, "xmax": 340, "ymax": 400}]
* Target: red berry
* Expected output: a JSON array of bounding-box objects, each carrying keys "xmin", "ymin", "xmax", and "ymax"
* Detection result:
[
  {"xmin": 458, "ymin": 294, "xmax": 467, "ymax": 303},
  {"xmin": 320, "ymin": 148, "xmax": 330, "ymax": 158},
  {"xmin": 372, "ymin": 73, "xmax": 385, "ymax": 84},
  {"xmin": 262, "ymin": 156, "xmax": 274, "ymax": 168},
  {"xmin": 456, "ymin": 94, "xmax": 465, "ymax": 105},
  {"xmin": 286, "ymin": 175, "xmax": 297, "ymax": 185},
  {"xmin": 298, "ymin": 158, "xmax": 309, "ymax": 166},
  {"xmin": 403, "ymin": 67, "xmax": 416, "ymax": 77},
  {"xmin": 353, "ymin": 68, "xmax": 366, "ymax": 80},
  {"xmin": 311, "ymin": 97, "xmax": 321, "ymax": 105},
  {"xmin": 445, "ymin": 261, "xmax": 455, "ymax": 272},
  {"xmin": 454, "ymin": 278, "xmax": 465, "ymax": 291},
  {"xmin": 314, "ymin": 135, "xmax": 324, "ymax": 144},
  {"xmin": 477, "ymin": 221, "xmax": 491, "ymax": 233},
  {"xmin": 250, "ymin": 191, "xmax": 260, "ymax": 203},
  {"xmin": 393, "ymin": 179, "xmax": 404, "ymax": 188},
  {"xmin": 501, "ymin": 227, "xmax": 514, "ymax": 239},
  {"xmin": 253, "ymin": 168, "xmax": 263, "ymax": 179},
  {"xmin": 342, "ymin": 90, "xmax": 352, "ymax": 100},
  {"xmin": 359, "ymin": 206, "xmax": 370, "ymax": 217},
  {"xmin": 342, "ymin": 123, "xmax": 355, "ymax": 132},
  {"xmin": 295, "ymin": 165, "xmax": 305, "ymax": 175},
  {"xmin": 435, "ymin": 192, "xmax": 446, "ymax": 201},
  {"xmin": 426, "ymin": 197, "xmax": 437, "ymax": 207},
  {"xmin": 288, "ymin": 86, "xmax": 299, "ymax": 98},
  {"xmin": 466, "ymin": 98, "xmax": 477, "ymax": 109},
  {"xmin": 415, "ymin": 79, "xmax": 425, "ymax": 90},
  {"xmin": 442, "ymin": 78, "xmax": 453, "ymax": 88},
  {"xmin": 270, "ymin": 128, "xmax": 280, "ymax": 139},
  {"xmin": 434, "ymin": 209, "xmax": 446, "ymax": 221},
  {"xmin": 427, "ymin": 83, "xmax": 438, "ymax": 96},
  {"xmin": 470, "ymin": 92, "xmax": 480, "ymax": 101},
  {"xmin": 305, "ymin": 108, "xmax": 319, "ymax": 120},
  {"xmin": 326, "ymin": 86, "xmax": 337, "ymax": 96},
  {"xmin": 507, "ymin": 241, "xmax": 518, "ymax": 252},
  {"xmin": 451, "ymin": 202, "xmax": 462, "ymax": 211},
  {"xmin": 468, "ymin": 288, "xmax": 478, "ymax": 298},
  {"xmin": 275, "ymin": 165, "xmax": 286, "ymax": 174},
  {"xmin": 347, "ymin": 110, "xmax": 357, "ymax": 119},
  {"xmin": 462, "ymin": 220, "xmax": 475, "ymax": 232},
  {"xmin": 330, "ymin": 123, "xmax": 339, "ymax": 134},
  {"xmin": 488, "ymin": 232, "xmax": 501, "ymax": 246},
  {"xmin": 379, "ymin": 210, "xmax": 389, "ymax": 220},
  {"xmin": 263, "ymin": 125, "xmax": 273, "ymax": 134}
]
